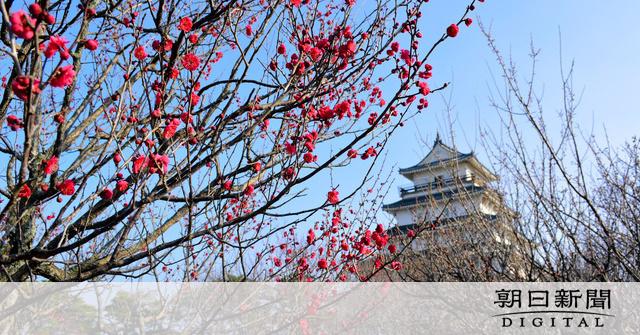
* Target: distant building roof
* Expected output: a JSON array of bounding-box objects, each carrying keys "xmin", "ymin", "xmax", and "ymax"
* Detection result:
[
  {"xmin": 398, "ymin": 152, "xmax": 474, "ymax": 174},
  {"xmin": 382, "ymin": 184, "xmax": 486, "ymax": 211},
  {"xmin": 387, "ymin": 213, "xmax": 499, "ymax": 237},
  {"xmin": 398, "ymin": 134, "xmax": 496, "ymax": 181},
  {"xmin": 399, "ymin": 134, "xmax": 471, "ymax": 174}
]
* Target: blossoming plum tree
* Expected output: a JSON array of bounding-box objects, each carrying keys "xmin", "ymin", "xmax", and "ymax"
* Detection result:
[{"xmin": 0, "ymin": 0, "xmax": 481, "ymax": 281}]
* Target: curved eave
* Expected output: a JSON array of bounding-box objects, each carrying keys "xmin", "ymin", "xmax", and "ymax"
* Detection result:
[
  {"xmin": 467, "ymin": 156, "xmax": 498, "ymax": 181},
  {"xmin": 399, "ymin": 155, "xmax": 498, "ymax": 183},
  {"xmin": 398, "ymin": 153, "xmax": 474, "ymax": 178},
  {"xmin": 382, "ymin": 185, "xmax": 486, "ymax": 212},
  {"xmin": 387, "ymin": 214, "xmax": 499, "ymax": 236}
]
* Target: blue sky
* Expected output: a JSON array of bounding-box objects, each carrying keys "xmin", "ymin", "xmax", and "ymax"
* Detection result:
[
  {"xmin": 300, "ymin": 0, "xmax": 640, "ymax": 225},
  {"xmin": 377, "ymin": 1, "xmax": 640, "ymax": 204}
]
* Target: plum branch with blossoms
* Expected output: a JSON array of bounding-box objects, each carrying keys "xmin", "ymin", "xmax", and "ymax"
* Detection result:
[{"xmin": 0, "ymin": 0, "xmax": 482, "ymax": 281}]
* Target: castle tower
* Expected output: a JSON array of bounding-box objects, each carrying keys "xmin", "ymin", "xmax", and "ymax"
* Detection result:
[
  {"xmin": 383, "ymin": 135, "xmax": 502, "ymax": 230},
  {"xmin": 377, "ymin": 136, "xmax": 528, "ymax": 281}
]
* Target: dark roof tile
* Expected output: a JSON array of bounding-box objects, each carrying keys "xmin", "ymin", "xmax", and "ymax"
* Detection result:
[
  {"xmin": 387, "ymin": 214, "xmax": 499, "ymax": 236},
  {"xmin": 382, "ymin": 184, "xmax": 485, "ymax": 210},
  {"xmin": 399, "ymin": 152, "xmax": 473, "ymax": 174}
]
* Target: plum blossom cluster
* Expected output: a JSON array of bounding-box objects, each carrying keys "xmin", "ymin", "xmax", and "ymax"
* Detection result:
[
  {"xmin": 8, "ymin": 3, "xmax": 84, "ymax": 100},
  {"xmin": 0, "ymin": 0, "xmax": 482, "ymax": 281}
]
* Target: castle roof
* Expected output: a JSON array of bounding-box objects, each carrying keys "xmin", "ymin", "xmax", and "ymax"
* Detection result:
[
  {"xmin": 386, "ymin": 213, "xmax": 499, "ymax": 236},
  {"xmin": 398, "ymin": 134, "xmax": 496, "ymax": 181},
  {"xmin": 382, "ymin": 184, "xmax": 487, "ymax": 211}
]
